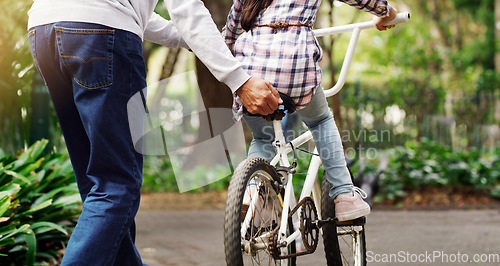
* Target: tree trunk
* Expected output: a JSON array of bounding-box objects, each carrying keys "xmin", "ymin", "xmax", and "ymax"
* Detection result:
[
  {"xmin": 195, "ymin": 0, "xmax": 233, "ymax": 144},
  {"xmin": 196, "ymin": 0, "xmax": 233, "ymax": 111},
  {"xmin": 184, "ymin": 0, "xmax": 234, "ymax": 168}
]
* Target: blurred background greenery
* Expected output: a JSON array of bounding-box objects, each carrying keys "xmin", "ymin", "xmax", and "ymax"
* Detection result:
[{"xmin": 0, "ymin": 0, "xmax": 499, "ymax": 263}]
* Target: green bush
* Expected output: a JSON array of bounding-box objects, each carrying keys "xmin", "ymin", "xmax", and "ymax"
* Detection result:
[
  {"xmin": 142, "ymin": 156, "xmax": 178, "ymax": 192},
  {"xmin": 142, "ymin": 150, "xmax": 318, "ymax": 194},
  {"xmin": 376, "ymin": 139, "xmax": 500, "ymax": 202},
  {"xmin": 141, "ymin": 139, "xmax": 500, "ymax": 206},
  {"xmin": 0, "ymin": 140, "xmax": 80, "ymax": 265},
  {"xmin": 142, "ymin": 155, "xmax": 232, "ymax": 193}
]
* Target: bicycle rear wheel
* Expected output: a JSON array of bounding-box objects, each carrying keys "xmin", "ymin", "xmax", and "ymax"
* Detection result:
[
  {"xmin": 224, "ymin": 157, "xmax": 296, "ymax": 266},
  {"xmin": 321, "ymin": 170, "xmax": 367, "ymax": 266}
]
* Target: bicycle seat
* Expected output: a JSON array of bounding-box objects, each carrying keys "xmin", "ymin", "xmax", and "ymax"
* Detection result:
[{"xmin": 243, "ymin": 92, "xmax": 296, "ymax": 121}]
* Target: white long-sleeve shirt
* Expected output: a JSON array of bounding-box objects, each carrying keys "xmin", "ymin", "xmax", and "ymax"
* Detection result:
[{"xmin": 27, "ymin": 0, "xmax": 250, "ymax": 92}]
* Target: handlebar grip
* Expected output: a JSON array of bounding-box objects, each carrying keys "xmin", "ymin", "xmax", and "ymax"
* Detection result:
[{"xmin": 384, "ymin": 12, "xmax": 411, "ymax": 26}]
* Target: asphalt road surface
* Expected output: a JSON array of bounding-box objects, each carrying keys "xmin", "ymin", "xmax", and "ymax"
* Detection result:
[{"xmin": 135, "ymin": 208, "xmax": 500, "ymax": 266}]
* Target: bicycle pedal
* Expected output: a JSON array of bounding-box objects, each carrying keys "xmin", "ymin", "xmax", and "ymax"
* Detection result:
[{"xmin": 336, "ymin": 216, "xmax": 366, "ymax": 226}]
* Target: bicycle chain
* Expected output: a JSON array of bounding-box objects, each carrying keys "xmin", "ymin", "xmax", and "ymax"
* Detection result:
[{"xmin": 268, "ymin": 197, "xmax": 319, "ymax": 260}]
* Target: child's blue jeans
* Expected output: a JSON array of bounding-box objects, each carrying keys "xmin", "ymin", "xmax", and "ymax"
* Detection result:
[
  {"xmin": 243, "ymin": 86, "xmax": 353, "ymax": 199},
  {"xmin": 29, "ymin": 22, "xmax": 145, "ymax": 266}
]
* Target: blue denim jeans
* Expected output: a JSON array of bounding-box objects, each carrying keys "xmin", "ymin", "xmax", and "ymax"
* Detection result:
[
  {"xmin": 243, "ymin": 86, "xmax": 353, "ymax": 198},
  {"xmin": 29, "ymin": 22, "xmax": 145, "ymax": 266}
]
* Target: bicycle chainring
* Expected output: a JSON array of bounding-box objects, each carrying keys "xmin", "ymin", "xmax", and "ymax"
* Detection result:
[
  {"xmin": 300, "ymin": 197, "xmax": 319, "ymax": 253},
  {"xmin": 266, "ymin": 197, "xmax": 320, "ymax": 260}
]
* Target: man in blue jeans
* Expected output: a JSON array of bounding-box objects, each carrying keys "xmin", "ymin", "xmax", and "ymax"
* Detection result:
[{"xmin": 27, "ymin": 0, "xmax": 282, "ymax": 265}]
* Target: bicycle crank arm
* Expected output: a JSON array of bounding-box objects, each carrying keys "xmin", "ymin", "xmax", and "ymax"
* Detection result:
[
  {"xmin": 313, "ymin": 217, "xmax": 336, "ymax": 229},
  {"xmin": 314, "ymin": 216, "xmax": 367, "ymax": 228}
]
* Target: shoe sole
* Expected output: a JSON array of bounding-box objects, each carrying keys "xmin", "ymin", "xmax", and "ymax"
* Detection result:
[{"xmin": 336, "ymin": 207, "xmax": 371, "ymax": 222}]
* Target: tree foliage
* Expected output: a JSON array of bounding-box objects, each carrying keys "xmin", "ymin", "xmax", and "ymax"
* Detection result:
[
  {"xmin": 332, "ymin": 0, "xmax": 498, "ymax": 150},
  {"xmin": 0, "ymin": 0, "xmax": 33, "ymax": 153}
]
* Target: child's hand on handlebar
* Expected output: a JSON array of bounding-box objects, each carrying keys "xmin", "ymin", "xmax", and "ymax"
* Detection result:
[{"xmin": 373, "ymin": 7, "xmax": 398, "ymax": 31}]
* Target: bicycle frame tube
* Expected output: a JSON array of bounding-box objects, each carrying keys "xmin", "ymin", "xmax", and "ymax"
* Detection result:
[
  {"xmin": 272, "ymin": 120, "xmax": 298, "ymax": 247},
  {"xmin": 283, "ymin": 149, "xmax": 323, "ymax": 247},
  {"xmin": 270, "ymin": 130, "xmax": 313, "ymax": 166},
  {"xmin": 271, "ymin": 123, "xmax": 324, "ymax": 250},
  {"xmin": 299, "ymin": 151, "xmax": 322, "ymax": 201}
]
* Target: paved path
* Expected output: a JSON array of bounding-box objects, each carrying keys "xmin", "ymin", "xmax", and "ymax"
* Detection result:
[{"xmin": 135, "ymin": 209, "xmax": 500, "ymax": 265}]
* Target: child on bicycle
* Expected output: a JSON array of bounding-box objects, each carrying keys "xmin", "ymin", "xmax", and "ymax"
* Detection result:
[{"xmin": 223, "ymin": 0, "xmax": 397, "ymax": 221}]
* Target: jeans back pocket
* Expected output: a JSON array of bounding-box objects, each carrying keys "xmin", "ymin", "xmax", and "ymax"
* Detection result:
[
  {"xmin": 55, "ymin": 26, "xmax": 114, "ymax": 90},
  {"xmin": 28, "ymin": 28, "xmax": 47, "ymax": 86}
]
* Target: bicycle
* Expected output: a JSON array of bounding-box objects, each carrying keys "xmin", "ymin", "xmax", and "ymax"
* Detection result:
[{"xmin": 224, "ymin": 12, "xmax": 410, "ymax": 266}]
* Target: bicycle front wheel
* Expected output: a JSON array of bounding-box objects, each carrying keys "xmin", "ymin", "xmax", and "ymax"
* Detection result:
[
  {"xmin": 224, "ymin": 157, "xmax": 296, "ymax": 266},
  {"xmin": 321, "ymin": 171, "xmax": 367, "ymax": 266}
]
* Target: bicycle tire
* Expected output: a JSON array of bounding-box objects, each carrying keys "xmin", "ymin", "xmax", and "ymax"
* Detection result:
[
  {"xmin": 321, "ymin": 170, "xmax": 367, "ymax": 266},
  {"xmin": 224, "ymin": 157, "xmax": 296, "ymax": 266}
]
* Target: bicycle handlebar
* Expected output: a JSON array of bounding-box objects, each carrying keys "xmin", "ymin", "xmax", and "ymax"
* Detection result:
[
  {"xmin": 312, "ymin": 12, "xmax": 411, "ymax": 97},
  {"xmin": 313, "ymin": 12, "xmax": 411, "ymax": 37},
  {"xmin": 385, "ymin": 12, "xmax": 411, "ymax": 26}
]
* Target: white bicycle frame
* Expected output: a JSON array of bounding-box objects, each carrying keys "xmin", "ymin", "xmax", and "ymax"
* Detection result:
[{"xmin": 240, "ymin": 13, "xmax": 410, "ymax": 263}]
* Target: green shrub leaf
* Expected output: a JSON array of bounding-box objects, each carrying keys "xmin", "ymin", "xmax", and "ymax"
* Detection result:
[
  {"xmin": 0, "ymin": 224, "xmax": 30, "ymax": 245},
  {"xmin": 30, "ymin": 221, "xmax": 68, "ymax": 236},
  {"xmin": 23, "ymin": 230, "xmax": 37, "ymax": 266},
  {"xmin": 0, "ymin": 195, "xmax": 11, "ymax": 218},
  {"xmin": 23, "ymin": 199, "xmax": 53, "ymax": 215},
  {"xmin": 3, "ymin": 170, "xmax": 30, "ymax": 185}
]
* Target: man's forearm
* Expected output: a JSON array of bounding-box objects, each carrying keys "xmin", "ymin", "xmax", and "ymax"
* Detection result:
[{"xmin": 165, "ymin": 0, "xmax": 250, "ymax": 92}]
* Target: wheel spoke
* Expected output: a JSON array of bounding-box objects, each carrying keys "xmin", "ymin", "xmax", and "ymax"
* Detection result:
[{"xmin": 224, "ymin": 158, "xmax": 297, "ymax": 265}]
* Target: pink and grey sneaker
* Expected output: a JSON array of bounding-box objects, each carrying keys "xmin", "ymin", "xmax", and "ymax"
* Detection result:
[{"xmin": 334, "ymin": 187, "xmax": 371, "ymax": 222}]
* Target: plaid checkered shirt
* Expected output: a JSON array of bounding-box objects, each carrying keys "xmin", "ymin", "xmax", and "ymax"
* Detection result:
[{"xmin": 223, "ymin": 0, "xmax": 392, "ymax": 120}]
